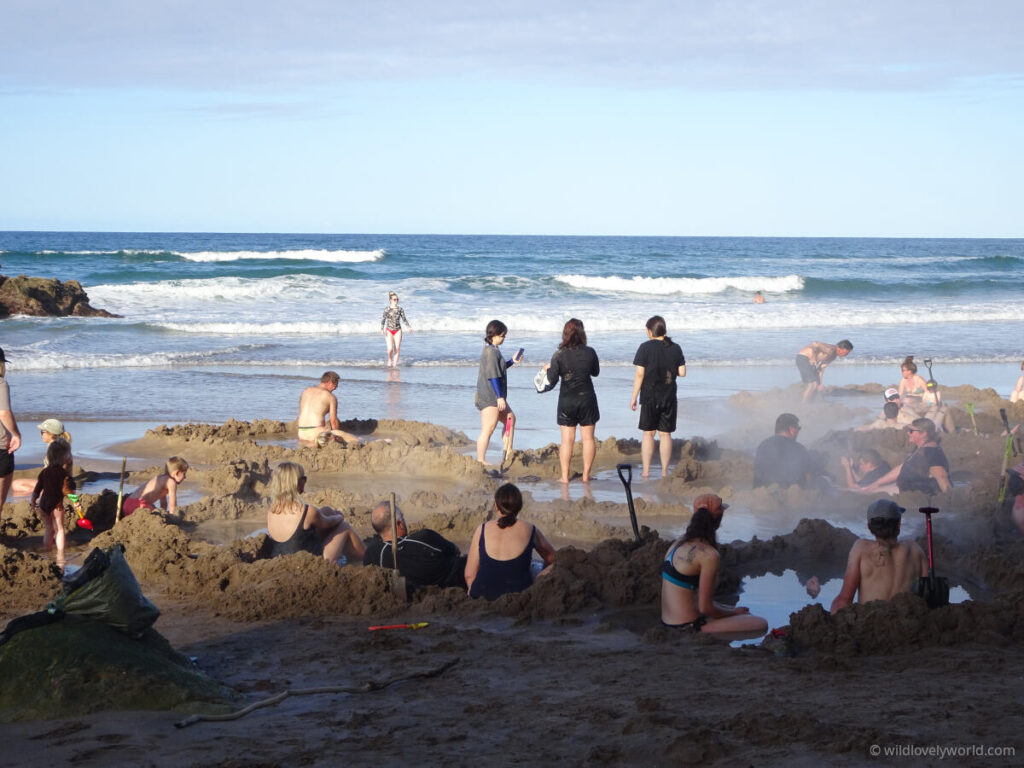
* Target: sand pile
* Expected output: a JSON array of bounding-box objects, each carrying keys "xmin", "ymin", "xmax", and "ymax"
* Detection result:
[{"xmin": 790, "ymin": 590, "xmax": 1024, "ymax": 655}]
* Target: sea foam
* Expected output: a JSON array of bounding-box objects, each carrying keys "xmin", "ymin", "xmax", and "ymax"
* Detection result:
[
  {"xmin": 555, "ymin": 274, "xmax": 804, "ymax": 295},
  {"xmin": 178, "ymin": 249, "xmax": 385, "ymax": 263}
]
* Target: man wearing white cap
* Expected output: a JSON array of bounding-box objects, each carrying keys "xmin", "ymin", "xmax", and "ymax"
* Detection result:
[
  {"xmin": 0, "ymin": 347, "xmax": 22, "ymax": 527},
  {"xmin": 830, "ymin": 499, "xmax": 927, "ymax": 613}
]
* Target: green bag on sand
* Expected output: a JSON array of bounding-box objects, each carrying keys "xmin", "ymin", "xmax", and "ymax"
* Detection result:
[{"xmin": 51, "ymin": 544, "xmax": 160, "ymax": 636}]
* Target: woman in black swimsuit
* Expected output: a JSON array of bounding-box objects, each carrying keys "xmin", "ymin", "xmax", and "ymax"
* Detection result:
[
  {"xmin": 661, "ymin": 494, "xmax": 768, "ymax": 637},
  {"xmin": 266, "ymin": 462, "xmax": 366, "ymax": 563}
]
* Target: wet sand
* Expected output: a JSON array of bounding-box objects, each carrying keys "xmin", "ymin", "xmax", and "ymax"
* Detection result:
[{"xmin": 1, "ymin": 387, "xmax": 1023, "ymax": 765}]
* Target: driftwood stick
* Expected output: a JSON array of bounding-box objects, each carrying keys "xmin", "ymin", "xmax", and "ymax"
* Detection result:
[{"xmin": 174, "ymin": 657, "xmax": 459, "ymax": 729}]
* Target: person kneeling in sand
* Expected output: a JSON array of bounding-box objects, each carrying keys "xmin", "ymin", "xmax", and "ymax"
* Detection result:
[
  {"xmin": 297, "ymin": 371, "xmax": 363, "ymax": 447},
  {"xmin": 363, "ymin": 501, "xmax": 466, "ymax": 588},
  {"xmin": 830, "ymin": 499, "xmax": 927, "ymax": 613},
  {"xmin": 661, "ymin": 494, "xmax": 768, "ymax": 636},
  {"xmin": 123, "ymin": 457, "xmax": 189, "ymax": 517},
  {"xmin": 266, "ymin": 462, "xmax": 365, "ymax": 563}
]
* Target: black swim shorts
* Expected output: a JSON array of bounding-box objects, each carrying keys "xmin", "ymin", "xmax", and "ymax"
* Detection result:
[
  {"xmin": 796, "ymin": 354, "xmax": 819, "ymax": 385},
  {"xmin": 0, "ymin": 449, "xmax": 13, "ymax": 477},
  {"xmin": 638, "ymin": 398, "xmax": 677, "ymax": 433},
  {"xmin": 663, "ymin": 614, "xmax": 707, "ymax": 632},
  {"xmin": 557, "ymin": 397, "xmax": 600, "ymax": 428}
]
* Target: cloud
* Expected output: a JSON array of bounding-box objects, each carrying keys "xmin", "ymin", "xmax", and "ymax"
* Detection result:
[{"xmin": 2, "ymin": 0, "xmax": 1023, "ymax": 92}]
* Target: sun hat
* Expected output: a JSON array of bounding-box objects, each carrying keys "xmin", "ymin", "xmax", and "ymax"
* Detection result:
[{"xmin": 37, "ymin": 418, "xmax": 65, "ymax": 435}]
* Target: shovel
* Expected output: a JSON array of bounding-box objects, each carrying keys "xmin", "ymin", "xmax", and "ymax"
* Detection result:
[
  {"xmin": 965, "ymin": 402, "xmax": 978, "ymax": 436},
  {"xmin": 998, "ymin": 409, "xmax": 1021, "ymax": 503},
  {"xmin": 914, "ymin": 506, "xmax": 950, "ymax": 609},
  {"xmin": 65, "ymin": 494, "xmax": 93, "ymax": 531},
  {"xmin": 388, "ymin": 492, "xmax": 408, "ymax": 600},
  {"xmin": 615, "ymin": 463, "xmax": 643, "ymax": 544}
]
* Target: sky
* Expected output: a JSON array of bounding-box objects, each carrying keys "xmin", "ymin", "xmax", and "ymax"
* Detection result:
[{"xmin": 1, "ymin": 1, "xmax": 1023, "ymax": 237}]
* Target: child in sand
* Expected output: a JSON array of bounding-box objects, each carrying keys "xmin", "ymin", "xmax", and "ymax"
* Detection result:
[
  {"xmin": 30, "ymin": 439, "xmax": 75, "ymax": 566},
  {"xmin": 123, "ymin": 456, "xmax": 189, "ymax": 517},
  {"xmin": 1012, "ymin": 361, "xmax": 1024, "ymax": 403}
]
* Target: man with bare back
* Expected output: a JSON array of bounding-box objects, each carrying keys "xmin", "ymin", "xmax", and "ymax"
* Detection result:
[
  {"xmin": 796, "ymin": 339, "xmax": 852, "ymax": 402},
  {"xmin": 297, "ymin": 371, "xmax": 362, "ymax": 446},
  {"xmin": 829, "ymin": 499, "xmax": 927, "ymax": 613}
]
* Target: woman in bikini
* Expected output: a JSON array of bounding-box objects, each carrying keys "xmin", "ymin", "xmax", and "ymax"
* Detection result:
[
  {"xmin": 465, "ymin": 483, "xmax": 555, "ymax": 600},
  {"xmin": 381, "ymin": 291, "xmax": 412, "ymax": 368},
  {"xmin": 661, "ymin": 494, "xmax": 768, "ymax": 636},
  {"xmin": 266, "ymin": 462, "xmax": 365, "ymax": 563},
  {"xmin": 897, "ymin": 356, "xmax": 928, "ymax": 412}
]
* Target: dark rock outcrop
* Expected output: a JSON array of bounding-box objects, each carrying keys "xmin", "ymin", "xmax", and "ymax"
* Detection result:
[{"xmin": 0, "ymin": 274, "xmax": 119, "ymax": 318}]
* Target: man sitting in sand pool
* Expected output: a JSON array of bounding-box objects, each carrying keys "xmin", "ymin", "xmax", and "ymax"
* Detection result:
[
  {"xmin": 297, "ymin": 371, "xmax": 363, "ymax": 446},
  {"xmin": 830, "ymin": 499, "xmax": 927, "ymax": 613},
  {"xmin": 123, "ymin": 457, "xmax": 189, "ymax": 517},
  {"xmin": 753, "ymin": 413, "xmax": 810, "ymax": 489},
  {"xmin": 363, "ymin": 501, "xmax": 466, "ymax": 589},
  {"xmin": 796, "ymin": 339, "xmax": 852, "ymax": 403}
]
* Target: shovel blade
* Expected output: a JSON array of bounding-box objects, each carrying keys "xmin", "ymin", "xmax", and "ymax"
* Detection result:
[
  {"xmin": 390, "ymin": 572, "xmax": 408, "ymax": 600},
  {"xmin": 915, "ymin": 575, "xmax": 950, "ymax": 609},
  {"xmin": 77, "ymin": 519, "xmax": 94, "ymax": 531}
]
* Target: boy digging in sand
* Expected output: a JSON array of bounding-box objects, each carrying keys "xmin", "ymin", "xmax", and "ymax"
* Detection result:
[{"xmin": 123, "ymin": 456, "xmax": 189, "ymax": 517}]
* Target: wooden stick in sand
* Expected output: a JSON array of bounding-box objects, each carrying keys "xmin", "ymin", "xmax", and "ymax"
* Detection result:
[
  {"xmin": 115, "ymin": 456, "xmax": 127, "ymax": 522},
  {"xmin": 174, "ymin": 658, "xmax": 459, "ymax": 728}
]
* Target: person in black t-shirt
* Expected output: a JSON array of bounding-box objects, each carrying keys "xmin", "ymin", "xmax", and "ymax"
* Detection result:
[
  {"xmin": 630, "ymin": 316, "xmax": 686, "ymax": 479},
  {"xmin": 753, "ymin": 413, "xmax": 810, "ymax": 488},
  {"xmin": 541, "ymin": 318, "xmax": 601, "ymax": 483},
  {"xmin": 362, "ymin": 501, "xmax": 466, "ymax": 588}
]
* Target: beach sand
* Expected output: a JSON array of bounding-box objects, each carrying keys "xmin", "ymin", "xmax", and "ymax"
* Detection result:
[{"xmin": 1, "ymin": 387, "xmax": 1023, "ymax": 766}]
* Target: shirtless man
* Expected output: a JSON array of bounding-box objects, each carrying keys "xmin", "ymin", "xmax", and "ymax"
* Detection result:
[
  {"xmin": 796, "ymin": 339, "xmax": 853, "ymax": 402},
  {"xmin": 829, "ymin": 499, "xmax": 927, "ymax": 613},
  {"xmin": 297, "ymin": 371, "xmax": 362, "ymax": 446}
]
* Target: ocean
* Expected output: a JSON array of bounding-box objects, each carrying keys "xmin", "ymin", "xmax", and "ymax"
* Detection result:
[{"xmin": 2, "ymin": 232, "xmax": 1022, "ymax": 462}]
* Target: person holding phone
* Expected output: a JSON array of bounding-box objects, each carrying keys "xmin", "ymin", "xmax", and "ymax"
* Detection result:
[{"xmin": 475, "ymin": 319, "xmax": 523, "ymax": 464}]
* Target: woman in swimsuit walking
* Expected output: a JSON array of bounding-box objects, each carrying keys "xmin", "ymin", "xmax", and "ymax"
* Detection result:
[
  {"xmin": 266, "ymin": 462, "xmax": 366, "ymax": 563},
  {"xmin": 465, "ymin": 483, "xmax": 555, "ymax": 600},
  {"xmin": 381, "ymin": 291, "xmax": 412, "ymax": 368},
  {"xmin": 661, "ymin": 494, "xmax": 768, "ymax": 636}
]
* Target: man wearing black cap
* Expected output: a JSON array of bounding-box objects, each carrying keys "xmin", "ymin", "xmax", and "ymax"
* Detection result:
[
  {"xmin": 829, "ymin": 499, "xmax": 927, "ymax": 613},
  {"xmin": 0, "ymin": 347, "xmax": 22, "ymax": 527}
]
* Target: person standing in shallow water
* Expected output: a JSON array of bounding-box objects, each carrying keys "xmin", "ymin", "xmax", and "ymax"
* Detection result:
[
  {"xmin": 380, "ymin": 291, "xmax": 412, "ymax": 368},
  {"xmin": 541, "ymin": 318, "xmax": 600, "ymax": 484},
  {"xmin": 795, "ymin": 339, "xmax": 852, "ymax": 402},
  {"xmin": 0, "ymin": 348, "xmax": 22, "ymax": 529},
  {"xmin": 630, "ymin": 316, "xmax": 686, "ymax": 479},
  {"xmin": 474, "ymin": 320, "xmax": 523, "ymax": 465}
]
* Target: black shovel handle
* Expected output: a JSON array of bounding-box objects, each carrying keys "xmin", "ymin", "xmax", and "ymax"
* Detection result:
[{"xmin": 616, "ymin": 463, "xmax": 642, "ymax": 544}]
